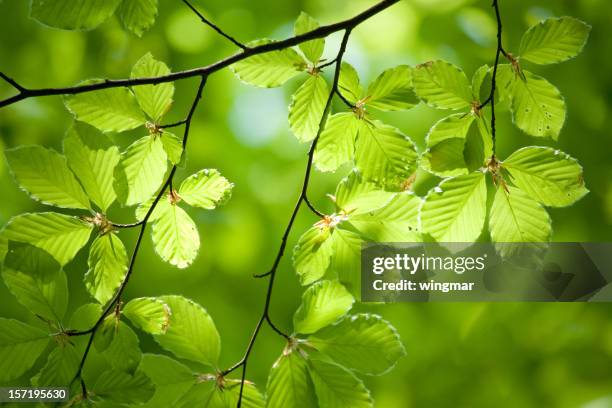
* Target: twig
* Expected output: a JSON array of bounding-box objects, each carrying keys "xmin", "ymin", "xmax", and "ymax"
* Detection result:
[
  {"xmin": 0, "ymin": 72, "xmax": 24, "ymax": 91},
  {"xmin": 181, "ymin": 0, "xmax": 247, "ymax": 49},
  {"xmin": 159, "ymin": 119, "xmax": 187, "ymax": 129},
  {"xmin": 335, "ymin": 88, "xmax": 355, "ymax": 108}
]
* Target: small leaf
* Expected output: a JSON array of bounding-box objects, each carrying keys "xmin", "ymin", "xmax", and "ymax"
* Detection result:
[
  {"xmin": 85, "ymin": 233, "xmax": 128, "ymax": 304},
  {"xmin": 103, "ymin": 321, "xmax": 142, "ymax": 373},
  {"xmin": 471, "ymin": 64, "xmax": 490, "ymax": 101},
  {"xmin": 30, "ymin": 0, "xmax": 121, "ymax": 30},
  {"xmin": 308, "ymin": 314, "xmax": 406, "ymax": 375},
  {"xmin": 365, "ymin": 65, "xmax": 419, "ymax": 111},
  {"xmin": 178, "ymin": 169, "xmax": 233, "ymax": 210},
  {"xmin": 289, "ymin": 74, "xmax": 329, "ymax": 142},
  {"xmin": 131, "ymin": 53, "xmax": 174, "ymax": 121},
  {"xmin": 6, "ymin": 145, "xmax": 90, "ymax": 210},
  {"xmin": 231, "ymin": 40, "xmax": 305, "ymax": 87},
  {"xmin": 519, "ymin": 17, "xmax": 591, "ymax": 65},
  {"xmin": 35, "ymin": 342, "xmax": 80, "ymax": 387},
  {"xmin": 0, "ymin": 318, "xmax": 49, "ymax": 382},
  {"xmin": 267, "ymin": 349, "xmax": 317, "ymax": 408},
  {"xmin": 334, "ymin": 170, "xmax": 395, "ymax": 215},
  {"xmin": 295, "ymin": 12, "xmax": 324, "ymax": 64},
  {"xmin": 425, "ymin": 113, "xmax": 475, "ymax": 146},
  {"xmin": 422, "ymin": 138, "xmax": 468, "ymax": 178},
  {"xmin": 92, "ymin": 369, "xmax": 155, "ymax": 405},
  {"xmin": 329, "ymin": 229, "xmax": 363, "ymax": 296},
  {"xmin": 293, "ymin": 280, "xmax": 354, "ymax": 334},
  {"xmin": 313, "ymin": 112, "xmax": 359, "ymax": 172},
  {"xmin": 161, "ymin": 131, "xmax": 183, "ymax": 165},
  {"xmin": 139, "ymin": 354, "xmax": 195, "ymax": 408},
  {"xmin": 412, "ymin": 60, "xmax": 472, "ymax": 110},
  {"xmin": 293, "ymin": 226, "xmax": 333, "ymax": 286},
  {"xmin": 2, "ymin": 212, "xmax": 93, "ymax": 266},
  {"xmin": 123, "ymin": 297, "xmax": 171, "ymax": 334},
  {"xmin": 338, "ymin": 63, "xmax": 362, "ymax": 103},
  {"xmin": 65, "ymin": 80, "xmax": 146, "ymax": 132},
  {"xmin": 117, "ymin": 0, "xmax": 158, "ymax": 37},
  {"xmin": 154, "ymin": 295, "xmax": 221, "ymax": 367},
  {"xmin": 151, "ymin": 203, "xmax": 200, "ymax": 268},
  {"xmin": 308, "ymin": 359, "xmax": 373, "ymax": 408}
]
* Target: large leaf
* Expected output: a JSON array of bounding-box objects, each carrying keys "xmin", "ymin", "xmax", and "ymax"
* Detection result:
[
  {"xmin": 308, "ymin": 314, "xmax": 406, "ymax": 375},
  {"xmin": 267, "ymin": 349, "xmax": 317, "ymax": 408},
  {"xmin": 334, "ymin": 170, "xmax": 395, "ymax": 215},
  {"xmin": 139, "ymin": 354, "xmax": 195, "ymax": 408},
  {"xmin": 421, "ymin": 172, "xmax": 487, "ymax": 242},
  {"xmin": 338, "ymin": 63, "xmax": 362, "ymax": 103},
  {"xmin": 2, "ymin": 212, "xmax": 93, "ymax": 266},
  {"xmin": 154, "ymin": 295, "xmax": 220, "ymax": 367},
  {"xmin": 117, "ymin": 0, "xmax": 158, "ymax": 37},
  {"xmin": 85, "ymin": 233, "xmax": 128, "ymax": 304},
  {"xmin": 131, "ymin": 53, "xmax": 174, "ymax": 121},
  {"xmin": 35, "ymin": 342, "xmax": 80, "ymax": 387},
  {"xmin": 64, "ymin": 123, "xmax": 120, "ymax": 212},
  {"xmin": 6, "ymin": 145, "xmax": 90, "ymax": 210},
  {"xmin": 365, "ymin": 65, "xmax": 419, "ymax": 111},
  {"xmin": 412, "ymin": 60, "xmax": 472, "ymax": 110},
  {"xmin": 30, "ymin": 0, "xmax": 121, "ymax": 30},
  {"xmin": 103, "ymin": 321, "xmax": 142, "ymax": 373},
  {"xmin": 92, "ymin": 369, "xmax": 155, "ymax": 405},
  {"xmin": 151, "ymin": 203, "xmax": 200, "ymax": 268},
  {"xmin": 0, "ymin": 318, "xmax": 49, "ymax": 382},
  {"xmin": 65, "ymin": 80, "xmax": 146, "ymax": 132},
  {"xmin": 295, "ymin": 12, "xmax": 324, "ymax": 64},
  {"xmin": 293, "ymin": 226, "xmax": 333, "ymax": 286},
  {"xmin": 231, "ymin": 40, "xmax": 305, "ymax": 87},
  {"xmin": 2, "ymin": 244, "xmax": 67, "ymax": 322},
  {"xmin": 293, "ymin": 280, "xmax": 354, "ymax": 334},
  {"xmin": 308, "ymin": 359, "xmax": 373, "ymax": 408},
  {"xmin": 123, "ymin": 297, "xmax": 171, "ymax": 334},
  {"xmin": 503, "ymin": 146, "xmax": 587, "ymax": 207},
  {"xmin": 289, "ymin": 74, "xmax": 329, "ymax": 142},
  {"xmin": 425, "ymin": 113, "xmax": 475, "ymax": 146},
  {"xmin": 313, "ymin": 112, "xmax": 359, "ymax": 172},
  {"xmin": 114, "ymin": 135, "xmax": 168, "ymax": 206},
  {"xmin": 519, "ymin": 17, "xmax": 591, "ymax": 65},
  {"xmin": 178, "ymin": 169, "xmax": 233, "ymax": 210}
]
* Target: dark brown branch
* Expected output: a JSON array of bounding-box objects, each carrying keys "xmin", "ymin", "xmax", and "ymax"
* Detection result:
[
  {"xmin": 159, "ymin": 119, "xmax": 187, "ymax": 129},
  {"xmin": 0, "ymin": 72, "xmax": 24, "ymax": 91},
  {"xmin": 181, "ymin": 0, "xmax": 247, "ymax": 49},
  {"xmin": 335, "ymin": 88, "xmax": 356, "ymax": 109}
]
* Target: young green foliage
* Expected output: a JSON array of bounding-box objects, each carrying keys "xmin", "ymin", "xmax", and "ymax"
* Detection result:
[
  {"xmin": 86, "ymin": 232, "xmax": 128, "ymax": 304},
  {"xmin": 0, "ymin": 318, "xmax": 50, "ymax": 382},
  {"xmin": 293, "ymin": 280, "xmax": 354, "ymax": 334}
]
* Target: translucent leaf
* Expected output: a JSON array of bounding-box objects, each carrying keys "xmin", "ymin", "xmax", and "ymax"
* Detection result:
[
  {"xmin": 421, "ymin": 172, "xmax": 487, "ymax": 242},
  {"xmin": 504, "ymin": 146, "xmax": 587, "ymax": 207},
  {"xmin": 5, "ymin": 145, "xmax": 90, "ymax": 210},
  {"xmin": 365, "ymin": 65, "xmax": 419, "ymax": 111},
  {"xmin": 329, "ymin": 229, "xmax": 363, "ymax": 296},
  {"xmin": 94, "ymin": 315, "xmax": 117, "ymax": 352},
  {"xmin": 308, "ymin": 359, "xmax": 373, "ymax": 408},
  {"xmin": 131, "ymin": 53, "xmax": 174, "ymax": 121},
  {"xmin": 222, "ymin": 380, "xmax": 266, "ymax": 408},
  {"xmin": 308, "ymin": 314, "xmax": 406, "ymax": 375},
  {"xmin": 161, "ymin": 131, "xmax": 183, "ymax": 165},
  {"xmin": 92, "ymin": 369, "xmax": 155, "ymax": 405},
  {"xmin": 30, "ymin": 0, "xmax": 121, "ymax": 30},
  {"xmin": 334, "ymin": 170, "xmax": 395, "ymax": 215},
  {"xmin": 65, "ymin": 80, "xmax": 146, "ymax": 132},
  {"xmin": 63, "ymin": 123, "xmax": 120, "ymax": 212},
  {"xmin": 231, "ymin": 40, "xmax": 305, "ymax": 87},
  {"xmin": 338, "ymin": 63, "xmax": 362, "ymax": 103},
  {"xmin": 178, "ymin": 169, "xmax": 233, "ymax": 210},
  {"xmin": 422, "ymin": 137, "xmax": 469, "ymax": 178},
  {"xmin": 114, "ymin": 135, "xmax": 168, "ymax": 206},
  {"xmin": 135, "ymin": 190, "xmax": 172, "ymax": 222},
  {"xmin": 151, "ymin": 203, "xmax": 200, "ymax": 268},
  {"xmin": 0, "ymin": 318, "xmax": 49, "ymax": 382},
  {"xmin": 154, "ymin": 295, "xmax": 220, "ymax": 367},
  {"xmin": 289, "ymin": 74, "xmax": 329, "ymax": 142},
  {"xmin": 267, "ymin": 349, "xmax": 317, "ymax": 408},
  {"xmin": 412, "ymin": 60, "xmax": 472, "ymax": 110},
  {"xmin": 463, "ymin": 116, "xmax": 492, "ymax": 172},
  {"xmin": 174, "ymin": 380, "xmax": 264, "ymax": 408},
  {"xmin": 2, "ymin": 244, "xmax": 67, "ymax": 322},
  {"xmin": 103, "ymin": 321, "xmax": 142, "ymax": 374},
  {"xmin": 118, "ymin": 0, "xmax": 158, "ymax": 37},
  {"xmin": 425, "ymin": 113, "xmax": 475, "ymax": 146},
  {"xmin": 313, "ymin": 112, "xmax": 359, "ymax": 172},
  {"xmin": 295, "ymin": 12, "xmax": 324, "ymax": 64},
  {"xmin": 471, "ymin": 64, "xmax": 490, "ymax": 101},
  {"xmin": 519, "ymin": 17, "xmax": 591, "ymax": 65},
  {"xmin": 2, "ymin": 212, "xmax": 93, "ymax": 266},
  {"xmin": 35, "ymin": 342, "xmax": 80, "ymax": 387},
  {"xmin": 85, "ymin": 233, "xmax": 128, "ymax": 304},
  {"xmin": 0, "ymin": 235, "xmax": 7, "ymax": 264},
  {"xmin": 293, "ymin": 280, "xmax": 354, "ymax": 334},
  {"xmin": 293, "ymin": 226, "xmax": 333, "ymax": 286},
  {"xmin": 123, "ymin": 297, "xmax": 171, "ymax": 334},
  {"xmin": 139, "ymin": 354, "xmax": 195, "ymax": 408}
]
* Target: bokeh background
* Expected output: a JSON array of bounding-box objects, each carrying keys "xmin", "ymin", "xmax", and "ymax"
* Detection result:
[{"xmin": 1, "ymin": 0, "xmax": 612, "ymax": 407}]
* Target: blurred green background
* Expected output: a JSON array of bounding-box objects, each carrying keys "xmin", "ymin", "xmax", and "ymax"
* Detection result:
[{"xmin": 1, "ymin": 0, "xmax": 612, "ymax": 407}]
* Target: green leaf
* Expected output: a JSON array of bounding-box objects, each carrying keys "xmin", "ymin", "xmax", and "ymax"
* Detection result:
[
  {"xmin": 94, "ymin": 316, "xmax": 117, "ymax": 352},
  {"xmin": 421, "ymin": 172, "xmax": 487, "ymax": 242},
  {"xmin": 30, "ymin": 0, "xmax": 121, "ymax": 30},
  {"xmin": 338, "ymin": 63, "xmax": 362, "ymax": 103},
  {"xmin": 154, "ymin": 295, "xmax": 220, "ymax": 367},
  {"xmin": 117, "ymin": 0, "xmax": 158, "ymax": 37},
  {"xmin": 2, "ymin": 212, "xmax": 93, "ymax": 266},
  {"xmin": 329, "ymin": 229, "xmax": 363, "ymax": 296},
  {"xmin": 426, "ymin": 113, "xmax": 475, "ymax": 146},
  {"xmin": 503, "ymin": 146, "xmax": 587, "ymax": 207},
  {"xmin": 151, "ymin": 203, "xmax": 200, "ymax": 268},
  {"xmin": 114, "ymin": 135, "xmax": 168, "ymax": 206},
  {"xmin": 231, "ymin": 40, "xmax": 305, "ymax": 87},
  {"xmin": 295, "ymin": 12, "xmax": 324, "ymax": 64},
  {"xmin": 222, "ymin": 381, "xmax": 266, "ymax": 408},
  {"xmin": 6, "ymin": 145, "xmax": 90, "ymax": 210},
  {"xmin": 178, "ymin": 169, "xmax": 233, "ymax": 210},
  {"xmin": 2, "ymin": 244, "xmax": 67, "ymax": 322},
  {"xmin": 293, "ymin": 280, "xmax": 354, "ymax": 334},
  {"xmin": 139, "ymin": 354, "xmax": 195, "ymax": 408},
  {"xmin": 422, "ymin": 138, "xmax": 468, "ymax": 178},
  {"xmin": 308, "ymin": 359, "xmax": 373, "ymax": 408},
  {"xmin": 313, "ymin": 112, "xmax": 359, "ymax": 172},
  {"xmin": 293, "ymin": 226, "xmax": 333, "ymax": 286},
  {"xmin": 0, "ymin": 235, "xmax": 7, "ymax": 264},
  {"xmin": 354, "ymin": 120, "xmax": 418, "ymax": 190},
  {"xmin": 92, "ymin": 369, "xmax": 155, "ymax": 405},
  {"xmin": 174, "ymin": 380, "xmax": 264, "ymax": 408},
  {"xmin": 65, "ymin": 80, "xmax": 146, "ymax": 132},
  {"xmin": 471, "ymin": 64, "xmax": 490, "ymax": 101},
  {"xmin": 35, "ymin": 342, "xmax": 80, "ymax": 387},
  {"xmin": 519, "ymin": 17, "xmax": 591, "ymax": 65},
  {"xmin": 131, "ymin": 53, "xmax": 174, "ymax": 121},
  {"xmin": 267, "ymin": 349, "xmax": 317, "ymax": 408},
  {"xmin": 289, "ymin": 74, "xmax": 329, "ymax": 142},
  {"xmin": 463, "ymin": 116, "xmax": 492, "ymax": 172},
  {"xmin": 365, "ymin": 65, "xmax": 419, "ymax": 111},
  {"xmin": 412, "ymin": 60, "xmax": 473, "ymax": 110},
  {"xmin": 103, "ymin": 321, "xmax": 142, "ymax": 373},
  {"xmin": 334, "ymin": 170, "xmax": 395, "ymax": 215},
  {"xmin": 123, "ymin": 297, "xmax": 171, "ymax": 334},
  {"xmin": 64, "ymin": 123, "xmax": 121, "ymax": 212},
  {"xmin": 161, "ymin": 131, "xmax": 183, "ymax": 165},
  {"xmin": 308, "ymin": 314, "xmax": 406, "ymax": 375},
  {"xmin": 85, "ymin": 233, "xmax": 128, "ymax": 304},
  {"xmin": 0, "ymin": 318, "xmax": 49, "ymax": 382}
]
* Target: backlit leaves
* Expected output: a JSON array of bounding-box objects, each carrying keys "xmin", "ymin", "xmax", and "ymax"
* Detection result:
[
  {"xmin": 413, "ymin": 60, "xmax": 473, "ymax": 110},
  {"xmin": 131, "ymin": 53, "xmax": 174, "ymax": 122},
  {"xmin": 0, "ymin": 318, "xmax": 49, "ymax": 382},
  {"xmin": 289, "ymin": 74, "xmax": 329, "ymax": 142},
  {"xmin": 85, "ymin": 233, "xmax": 128, "ymax": 304},
  {"xmin": 151, "ymin": 202, "xmax": 200, "ymax": 268},
  {"xmin": 178, "ymin": 169, "xmax": 233, "ymax": 210},
  {"xmin": 293, "ymin": 280, "xmax": 354, "ymax": 334},
  {"xmin": 118, "ymin": 0, "xmax": 159, "ymax": 37},
  {"xmin": 366, "ymin": 65, "xmax": 419, "ymax": 111},
  {"xmin": 308, "ymin": 359, "xmax": 372, "ymax": 408},
  {"xmin": 295, "ymin": 12, "xmax": 324, "ymax": 64},
  {"xmin": 123, "ymin": 297, "xmax": 171, "ymax": 335}
]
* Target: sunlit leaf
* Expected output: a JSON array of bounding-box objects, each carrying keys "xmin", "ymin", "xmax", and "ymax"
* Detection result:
[
  {"xmin": 293, "ymin": 280, "xmax": 354, "ymax": 334},
  {"xmin": 30, "ymin": 0, "xmax": 121, "ymax": 30},
  {"xmin": 365, "ymin": 65, "xmax": 419, "ymax": 111},
  {"xmin": 338, "ymin": 63, "xmax": 362, "ymax": 103},
  {"xmin": 123, "ymin": 297, "xmax": 171, "ymax": 335},
  {"xmin": 151, "ymin": 203, "xmax": 199, "ymax": 268},
  {"xmin": 161, "ymin": 131, "xmax": 183, "ymax": 165},
  {"xmin": 334, "ymin": 170, "xmax": 395, "ymax": 215},
  {"xmin": 289, "ymin": 74, "xmax": 329, "ymax": 142},
  {"xmin": 118, "ymin": 0, "xmax": 158, "ymax": 37},
  {"xmin": 308, "ymin": 359, "xmax": 372, "ymax": 408},
  {"xmin": 85, "ymin": 233, "xmax": 128, "ymax": 304},
  {"xmin": 131, "ymin": 53, "xmax": 174, "ymax": 121},
  {"xmin": 329, "ymin": 229, "xmax": 363, "ymax": 296},
  {"xmin": 0, "ymin": 318, "xmax": 49, "ymax": 382},
  {"xmin": 295, "ymin": 12, "xmax": 324, "ymax": 64},
  {"xmin": 313, "ymin": 112, "xmax": 359, "ymax": 172},
  {"xmin": 267, "ymin": 349, "xmax": 317, "ymax": 408},
  {"xmin": 412, "ymin": 60, "xmax": 472, "ymax": 110},
  {"xmin": 293, "ymin": 226, "xmax": 333, "ymax": 286},
  {"xmin": 178, "ymin": 169, "xmax": 233, "ymax": 210}
]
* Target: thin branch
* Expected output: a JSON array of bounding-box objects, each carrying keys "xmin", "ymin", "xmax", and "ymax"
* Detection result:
[
  {"xmin": 110, "ymin": 220, "xmax": 144, "ymax": 229},
  {"xmin": 304, "ymin": 195, "xmax": 325, "ymax": 217},
  {"xmin": 0, "ymin": 72, "xmax": 24, "ymax": 91},
  {"xmin": 159, "ymin": 119, "xmax": 187, "ymax": 129},
  {"xmin": 335, "ymin": 88, "xmax": 355, "ymax": 108},
  {"xmin": 0, "ymin": 0, "xmax": 399, "ymax": 109},
  {"xmin": 181, "ymin": 0, "xmax": 247, "ymax": 49}
]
